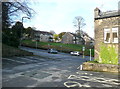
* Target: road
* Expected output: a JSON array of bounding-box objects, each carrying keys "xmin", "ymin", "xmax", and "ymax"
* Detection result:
[{"xmin": 2, "ymin": 47, "xmax": 119, "ymax": 88}]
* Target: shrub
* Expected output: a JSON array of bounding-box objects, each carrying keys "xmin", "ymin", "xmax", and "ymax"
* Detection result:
[{"xmin": 99, "ymin": 44, "xmax": 118, "ymax": 65}]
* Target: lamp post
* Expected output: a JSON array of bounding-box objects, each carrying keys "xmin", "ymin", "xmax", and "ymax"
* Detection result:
[{"xmin": 20, "ymin": 17, "xmax": 30, "ymax": 46}]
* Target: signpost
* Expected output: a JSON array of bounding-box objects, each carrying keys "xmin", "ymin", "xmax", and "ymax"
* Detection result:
[
  {"xmin": 82, "ymin": 46, "xmax": 85, "ymax": 58},
  {"xmin": 89, "ymin": 49, "xmax": 91, "ymax": 61}
]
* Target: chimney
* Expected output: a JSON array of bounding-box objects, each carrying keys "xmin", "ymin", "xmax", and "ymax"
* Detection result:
[{"xmin": 94, "ymin": 7, "xmax": 101, "ymax": 18}]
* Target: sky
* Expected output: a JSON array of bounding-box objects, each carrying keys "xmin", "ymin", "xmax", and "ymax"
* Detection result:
[{"xmin": 16, "ymin": 0, "xmax": 119, "ymax": 38}]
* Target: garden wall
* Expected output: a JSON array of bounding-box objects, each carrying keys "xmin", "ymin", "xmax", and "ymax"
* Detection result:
[{"xmin": 82, "ymin": 62, "xmax": 120, "ymax": 73}]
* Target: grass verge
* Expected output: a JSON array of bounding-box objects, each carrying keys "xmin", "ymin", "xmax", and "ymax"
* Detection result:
[
  {"xmin": 21, "ymin": 39, "xmax": 94, "ymax": 56},
  {"xmin": 2, "ymin": 44, "xmax": 33, "ymax": 57}
]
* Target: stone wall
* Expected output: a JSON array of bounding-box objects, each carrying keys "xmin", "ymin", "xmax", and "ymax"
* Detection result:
[
  {"xmin": 118, "ymin": 16, "xmax": 120, "ymax": 64},
  {"xmin": 82, "ymin": 62, "xmax": 120, "ymax": 73},
  {"xmin": 94, "ymin": 16, "xmax": 119, "ymax": 61}
]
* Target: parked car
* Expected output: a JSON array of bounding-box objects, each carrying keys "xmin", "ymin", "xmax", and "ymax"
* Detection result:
[
  {"xmin": 70, "ymin": 51, "xmax": 80, "ymax": 56},
  {"xmin": 48, "ymin": 49, "xmax": 58, "ymax": 54}
]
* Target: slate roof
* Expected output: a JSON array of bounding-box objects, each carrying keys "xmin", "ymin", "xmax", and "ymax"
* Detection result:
[
  {"xmin": 33, "ymin": 30, "xmax": 53, "ymax": 35},
  {"xmin": 70, "ymin": 33, "xmax": 79, "ymax": 37},
  {"xmin": 95, "ymin": 10, "xmax": 120, "ymax": 20}
]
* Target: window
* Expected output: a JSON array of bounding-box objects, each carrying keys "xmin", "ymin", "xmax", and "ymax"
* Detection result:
[
  {"xmin": 104, "ymin": 28, "xmax": 118, "ymax": 43},
  {"xmin": 112, "ymin": 28, "xmax": 118, "ymax": 43},
  {"xmin": 104, "ymin": 29, "xmax": 110, "ymax": 43},
  {"xmin": 73, "ymin": 37, "xmax": 75, "ymax": 39}
]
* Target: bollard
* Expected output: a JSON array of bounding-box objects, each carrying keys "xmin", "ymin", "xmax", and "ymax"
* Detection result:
[{"xmin": 80, "ymin": 65, "xmax": 83, "ymax": 70}]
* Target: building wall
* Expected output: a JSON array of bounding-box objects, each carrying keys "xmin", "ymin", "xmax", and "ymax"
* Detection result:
[
  {"xmin": 118, "ymin": 17, "xmax": 120, "ymax": 64},
  {"xmin": 33, "ymin": 31, "xmax": 53, "ymax": 42},
  {"xmin": 94, "ymin": 16, "xmax": 119, "ymax": 61},
  {"xmin": 61, "ymin": 33, "xmax": 74, "ymax": 44},
  {"xmin": 40, "ymin": 34, "xmax": 48, "ymax": 42}
]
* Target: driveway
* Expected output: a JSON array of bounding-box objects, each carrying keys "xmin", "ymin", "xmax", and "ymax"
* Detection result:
[{"xmin": 2, "ymin": 47, "xmax": 119, "ymax": 88}]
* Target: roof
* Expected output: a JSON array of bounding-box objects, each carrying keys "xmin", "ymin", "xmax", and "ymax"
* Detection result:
[
  {"xmin": 33, "ymin": 30, "xmax": 53, "ymax": 35},
  {"xmin": 64, "ymin": 32, "xmax": 85, "ymax": 41},
  {"xmin": 95, "ymin": 10, "xmax": 120, "ymax": 20},
  {"xmin": 70, "ymin": 33, "xmax": 79, "ymax": 37}
]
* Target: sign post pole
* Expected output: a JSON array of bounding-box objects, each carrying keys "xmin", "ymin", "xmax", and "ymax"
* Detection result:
[{"xmin": 82, "ymin": 47, "xmax": 85, "ymax": 58}]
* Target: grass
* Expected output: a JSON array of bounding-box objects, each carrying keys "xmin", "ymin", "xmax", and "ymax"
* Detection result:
[
  {"xmin": 21, "ymin": 39, "xmax": 94, "ymax": 56},
  {"xmin": 2, "ymin": 44, "xmax": 33, "ymax": 57},
  {"xmin": 87, "ymin": 60, "xmax": 99, "ymax": 63}
]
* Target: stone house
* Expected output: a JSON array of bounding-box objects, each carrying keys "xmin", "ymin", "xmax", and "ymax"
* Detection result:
[
  {"xmin": 83, "ymin": 35, "xmax": 94, "ymax": 46},
  {"xmin": 80, "ymin": 30, "xmax": 94, "ymax": 46},
  {"xmin": 61, "ymin": 32, "xmax": 85, "ymax": 44},
  {"xmin": 94, "ymin": 8, "xmax": 120, "ymax": 62},
  {"xmin": 33, "ymin": 30, "xmax": 53, "ymax": 42}
]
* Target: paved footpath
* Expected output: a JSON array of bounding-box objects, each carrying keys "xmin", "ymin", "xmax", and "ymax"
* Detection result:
[{"xmin": 2, "ymin": 47, "xmax": 120, "ymax": 88}]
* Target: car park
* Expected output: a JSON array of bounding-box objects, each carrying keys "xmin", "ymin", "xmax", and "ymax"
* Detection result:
[{"xmin": 48, "ymin": 49, "xmax": 58, "ymax": 54}]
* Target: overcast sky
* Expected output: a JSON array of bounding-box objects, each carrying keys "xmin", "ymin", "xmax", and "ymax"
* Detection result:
[{"xmin": 17, "ymin": 0, "xmax": 119, "ymax": 38}]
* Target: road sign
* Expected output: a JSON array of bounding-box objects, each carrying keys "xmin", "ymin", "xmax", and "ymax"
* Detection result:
[
  {"xmin": 82, "ymin": 47, "xmax": 85, "ymax": 58},
  {"xmin": 82, "ymin": 47, "xmax": 85, "ymax": 51}
]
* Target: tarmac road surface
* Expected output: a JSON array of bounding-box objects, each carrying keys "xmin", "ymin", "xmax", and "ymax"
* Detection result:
[{"xmin": 2, "ymin": 47, "xmax": 119, "ymax": 88}]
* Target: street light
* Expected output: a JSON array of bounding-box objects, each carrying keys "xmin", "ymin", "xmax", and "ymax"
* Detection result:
[
  {"xmin": 20, "ymin": 16, "xmax": 30, "ymax": 46},
  {"xmin": 22, "ymin": 17, "xmax": 30, "ymax": 24}
]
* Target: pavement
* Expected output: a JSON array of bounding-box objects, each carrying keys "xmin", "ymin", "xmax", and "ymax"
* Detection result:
[{"xmin": 2, "ymin": 46, "xmax": 120, "ymax": 88}]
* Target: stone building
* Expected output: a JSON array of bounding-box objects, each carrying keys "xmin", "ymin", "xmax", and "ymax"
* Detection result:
[
  {"xmin": 61, "ymin": 32, "xmax": 84, "ymax": 44},
  {"xmin": 94, "ymin": 8, "xmax": 120, "ymax": 63},
  {"xmin": 80, "ymin": 31, "xmax": 94, "ymax": 46},
  {"xmin": 33, "ymin": 30, "xmax": 53, "ymax": 42}
]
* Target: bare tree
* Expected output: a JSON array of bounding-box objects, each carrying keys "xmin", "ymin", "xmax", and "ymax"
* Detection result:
[
  {"xmin": 2, "ymin": 1, "xmax": 35, "ymax": 26},
  {"xmin": 2, "ymin": 1, "xmax": 35, "ymax": 47},
  {"xmin": 73, "ymin": 16, "xmax": 86, "ymax": 36}
]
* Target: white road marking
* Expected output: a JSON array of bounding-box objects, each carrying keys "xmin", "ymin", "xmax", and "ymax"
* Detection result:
[
  {"xmin": 25, "ymin": 56, "xmax": 45, "ymax": 61},
  {"xmin": 3, "ymin": 58, "xmax": 26, "ymax": 64},
  {"xmin": 64, "ymin": 81, "xmax": 82, "ymax": 88},
  {"xmin": 16, "ymin": 57, "xmax": 38, "ymax": 62},
  {"xmin": 66, "ymin": 74, "xmax": 119, "ymax": 87}
]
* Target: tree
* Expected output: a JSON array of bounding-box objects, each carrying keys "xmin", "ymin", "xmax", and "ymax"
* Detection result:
[
  {"xmin": 2, "ymin": 2, "xmax": 34, "ymax": 30},
  {"xmin": 53, "ymin": 34, "xmax": 59, "ymax": 42},
  {"xmin": 2, "ymin": 2, "xmax": 11, "ymax": 30},
  {"xmin": 25, "ymin": 27, "xmax": 34, "ymax": 39},
  {"xmin": 58, "ymin": 32, "xmax": 66, "ymax": 40},
  {"xmin": 73, "ymin": 16, "xmax": 86, "ymax": 44},
  {"xmin": 12, "ymin": 21, "xmax": 24, "ymax": 38},
  {"xmin": 2, "ymin": 1, "xmax": 34, "ymax": 47},
  {"xmin": 73, "ymin": 16, "xmax": 86, "ymax": 36}
]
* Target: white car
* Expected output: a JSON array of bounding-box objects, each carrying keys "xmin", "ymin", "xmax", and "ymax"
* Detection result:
[
  {"xmin": 70, "ymin": 51, "xmax": 80, "ymax": 56},
  {"xmin": 48, "ymin": 49, "xmax": 58, "ymax": 54}
]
